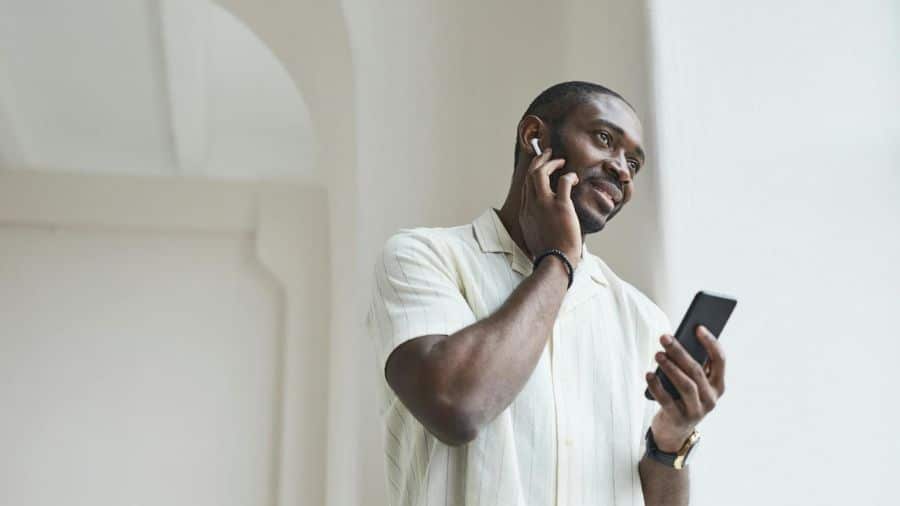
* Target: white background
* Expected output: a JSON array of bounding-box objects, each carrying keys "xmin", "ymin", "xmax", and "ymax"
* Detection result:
[
  {"xmin": 650, "ymin": 1, "xmax": 900, "ymax": 504},
  {"xmin": 1, "ymin": 0, "xmax": 898, "ymax": 505}
]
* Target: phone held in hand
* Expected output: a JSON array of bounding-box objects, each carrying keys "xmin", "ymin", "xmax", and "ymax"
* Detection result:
[{"xmin": 645, "ymin": 291, "xmax": 737, "ymax": 401}]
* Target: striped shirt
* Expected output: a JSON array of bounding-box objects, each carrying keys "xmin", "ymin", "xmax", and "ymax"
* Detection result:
[{"xmin": 366, "ymin": 208, "xmax": 672, "ymax": 506}]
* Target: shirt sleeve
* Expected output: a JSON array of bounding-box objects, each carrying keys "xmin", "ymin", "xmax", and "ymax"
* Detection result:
[
  {"xmin": 638, "ymin": 302, "xmax": 673, "ymax": 456},
  {"xmin": 366, "ymin": 231, "xmax": 478, "ymax": 373}
]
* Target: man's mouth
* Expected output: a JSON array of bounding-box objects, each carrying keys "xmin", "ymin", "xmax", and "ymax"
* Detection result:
[{"xmin": 587, "ymin": 178, "xmax": 623, "ymax": 210}]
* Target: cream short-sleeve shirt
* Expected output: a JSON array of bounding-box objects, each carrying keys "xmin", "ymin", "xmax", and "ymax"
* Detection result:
[{"xmin": 367, "ymin": 208, "xmax": 672, "ymax": 506}]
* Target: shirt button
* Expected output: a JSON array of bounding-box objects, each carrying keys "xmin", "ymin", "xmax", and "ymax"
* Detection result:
[{"xmin": 565, "ymin": 438, "xmax": 573, "ymax": 447}]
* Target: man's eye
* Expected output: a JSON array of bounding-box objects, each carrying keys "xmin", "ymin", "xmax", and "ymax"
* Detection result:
[
  {"xmin": 597, "ymin": 132, "xmax": 611, "ymax": 145},
  {"xmin": 627, "ymin": 159, "xmax": 640, "ymax": 173}
]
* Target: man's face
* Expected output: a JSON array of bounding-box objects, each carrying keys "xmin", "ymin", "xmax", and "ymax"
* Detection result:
[{"xmin": 547, "ymin": 95, "xmax": 645, "ymax": 234}]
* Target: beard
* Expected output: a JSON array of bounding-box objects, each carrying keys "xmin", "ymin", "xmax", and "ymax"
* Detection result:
[{"xmin": 547, "ymin": 126, "xmax": 609, "ymax": 235}]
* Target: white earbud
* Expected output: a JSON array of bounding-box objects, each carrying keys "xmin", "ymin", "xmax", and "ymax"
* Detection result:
[{"xmin": 530, "ymin": 137, "xmax": 542, "ymax": 156}]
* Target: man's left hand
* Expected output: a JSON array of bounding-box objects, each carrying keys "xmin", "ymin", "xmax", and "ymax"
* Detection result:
[{"xmin": 644, "ymin": 325, "xmax": 726, "ymax": 453}]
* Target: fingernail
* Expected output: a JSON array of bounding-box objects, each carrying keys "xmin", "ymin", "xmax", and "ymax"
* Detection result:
[
  {"xmin": 655, "ymin": 352, "xmax": 667, "ymax": 362},
  {"xmin": 660, "ymin": 335, "xmax": 673, "ymax": 345}
]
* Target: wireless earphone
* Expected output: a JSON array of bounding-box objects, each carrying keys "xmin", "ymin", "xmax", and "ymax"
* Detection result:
[{"xmin": 529, "ymin": 137, "xmax": 542, "ymax": 156}]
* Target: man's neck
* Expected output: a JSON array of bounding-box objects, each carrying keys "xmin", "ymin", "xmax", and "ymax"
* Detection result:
[
  {"xmin": 495, "ymin": 203, "xmax": 530, "ymax": 258},
  {"xmin": 496, "ymin": 200, "xmax": 586, "ymax": 261}
]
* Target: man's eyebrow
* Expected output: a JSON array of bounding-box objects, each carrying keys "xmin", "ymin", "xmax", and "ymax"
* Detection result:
[{"xmin": 590, "ymin": 118, "xmax": 645, "ymax": 162}]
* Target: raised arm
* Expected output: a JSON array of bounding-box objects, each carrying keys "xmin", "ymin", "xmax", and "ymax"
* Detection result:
[{"xmin": 383, "ymin": 147, "xmax": 581, "ymax": 446}]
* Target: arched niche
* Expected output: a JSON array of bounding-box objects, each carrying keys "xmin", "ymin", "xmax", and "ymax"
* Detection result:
[{"xmin": 209, "ymin": 2, "xmax": 362, "ymax": 506}]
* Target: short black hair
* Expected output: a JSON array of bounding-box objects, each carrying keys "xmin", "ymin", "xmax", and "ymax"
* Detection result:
[{"xmin": 513, "ymin": 81, "xmax": 633, "ymax": 166}]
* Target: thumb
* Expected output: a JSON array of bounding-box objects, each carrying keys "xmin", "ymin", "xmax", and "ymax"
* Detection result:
[{"xmin": 556, "ymin": 172, "xmax": 579, "ymax": 201}]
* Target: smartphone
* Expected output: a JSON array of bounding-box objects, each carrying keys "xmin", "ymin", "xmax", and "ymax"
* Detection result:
[{"xmin": 644, "ymin": 291, "xmax": 737, "ymax": 401}]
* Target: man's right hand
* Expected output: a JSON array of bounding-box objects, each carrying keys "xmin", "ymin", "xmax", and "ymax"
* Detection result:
[{"xmin": 518, "ymin": 147, "xmax": 583, "ymax": 268}]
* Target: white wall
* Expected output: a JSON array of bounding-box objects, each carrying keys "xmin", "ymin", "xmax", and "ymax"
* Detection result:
[
  {"xmin": 2, "ymin": 1, "xmax": 666, "ymax": 500},
  {"xmin": 648, "ymin": 1, "xmax": 900, "ymax": 504},
  {"xmin": 0, "ymin": 0, "xmax": 174, "ymax": 172},
  {"xmin": 0, "ymin": 5, "xmax": 334, "ymax": 498},
  {"xmin": 0, "ymin": 172, "xmax": 333, "ymax": 505},
  {"xmin": 1, "ymin": 226, "xmax": 280, "ymax": 506},
  {"xmin": 5, "ymin": 1, "xmax": 897, "ymax": 505},
  {"xmin": 0, "ymin": 0, "xmax": 315, "ymax": 179},
  {"xmin": 343, "ymin": 0, "xmax": 665, "ymax": 296}
]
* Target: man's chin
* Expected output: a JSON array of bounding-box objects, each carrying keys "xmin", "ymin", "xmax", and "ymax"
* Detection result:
[{"xmin": 575, "ymin": 204, "xmax": 609, "ymax": 235}]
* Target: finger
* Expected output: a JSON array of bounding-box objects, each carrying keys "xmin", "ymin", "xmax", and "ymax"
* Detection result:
[
  {"xmin": 538, "ymin": 157, "xmax": 567, "ymax": 179},
  {"xmin": 661, "ymin": 334, "xmax": 708, "ymax": 389},
  {"xmin": 684, "ymin": 361, "xmax": 719, "ymax": 414},
  {"xmin": 555, "ymin": 172, "xmax": 579, "ymax": 201},
  {"xmin": 655, "ymin": 352, "xmax": 703, "ymax": 420},
  {"xmin": 528, "ymin": 147, "xmax": 552, "ymax": 173},
  {"xmin": 660, "ymin": 333, "xmax": 719, "ymax": 411},
  {"xmin": 531, "ymin": 158, "xmax": 566, "ymax": 199},
  {"xmin": 522, "ymin": 162, "xmax": 536, "ymax": 204},
  {"xmin": 525, "ymin": 148, "xmax": 551, "ymax": 201},
  {"xmin": 697, "ymin": 325, "xmax": 726, "ymax": 394},
  {"xmin": 645, "ymin": 371, "xmax": 682, "ymax": 418}
]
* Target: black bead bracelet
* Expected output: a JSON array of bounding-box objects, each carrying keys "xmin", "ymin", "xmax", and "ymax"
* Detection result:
[{"xmin": 533, "ymin": 248, "xmax": 574, "ymax": 289}]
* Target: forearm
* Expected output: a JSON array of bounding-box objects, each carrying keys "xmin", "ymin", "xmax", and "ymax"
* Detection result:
[
  {"xmin": 425, "ymin": 256, "xmax": 569, "ymax": 434},
  {"xmin": 639, "ymin": 455, "xmax": 689, "ymax": 506}
]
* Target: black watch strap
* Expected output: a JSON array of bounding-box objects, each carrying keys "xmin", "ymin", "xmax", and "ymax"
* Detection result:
[{"xmin": 644, "ymin": 428, "xmax": 698, "ymax": 470}]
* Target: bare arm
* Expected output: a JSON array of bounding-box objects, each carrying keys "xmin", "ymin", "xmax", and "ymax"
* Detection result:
[
  {"xmin": 385, "ymin": 145, "xmax": 581, "ymax": 446},
  {"xmin": 639, "ymin": 457, "xmax": 689, "ymax": 506},
  {"xmin": 385, "ymin": 254, "xmax": 569, "ymax": 445}
]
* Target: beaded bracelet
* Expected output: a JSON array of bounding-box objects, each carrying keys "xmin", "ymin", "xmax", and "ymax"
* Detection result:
[{"xmin": 533, "ymin": 248, "xmax": 574, "ymax": 289}]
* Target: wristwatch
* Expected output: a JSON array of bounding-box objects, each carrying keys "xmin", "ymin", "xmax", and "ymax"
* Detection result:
[{"xmin": 644, "ymin": 428, "xmax": 700, "ymax": 470}]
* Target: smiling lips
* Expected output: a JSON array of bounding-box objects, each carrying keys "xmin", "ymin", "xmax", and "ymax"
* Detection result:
[{"xmin": 587, "ymin": 178, "xmax": 622, "ymax": 211}]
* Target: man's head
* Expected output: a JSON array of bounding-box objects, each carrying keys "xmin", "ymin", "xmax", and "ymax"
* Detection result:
[{"xmin": 513, "ymin": 81, "xmax": 645, "ymax": 234}]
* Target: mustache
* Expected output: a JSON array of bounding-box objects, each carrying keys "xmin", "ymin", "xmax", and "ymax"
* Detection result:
[
  {"xmin": 551, "ymin": 168, "xmax": 624, "ymax": 201},
  {"xmin": 583, "ymin": 172, "xmax": 624, "ymax": 203}
]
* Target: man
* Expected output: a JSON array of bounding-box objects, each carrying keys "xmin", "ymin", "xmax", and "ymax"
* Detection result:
[{"xmin": 366, "ymin": 81, "xmax": 726, "ymax": 505}]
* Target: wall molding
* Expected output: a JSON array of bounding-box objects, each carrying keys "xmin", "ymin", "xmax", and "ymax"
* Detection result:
[{"xmin": 0, "ymin": 169, "xmax": 331, "ymax": 506}]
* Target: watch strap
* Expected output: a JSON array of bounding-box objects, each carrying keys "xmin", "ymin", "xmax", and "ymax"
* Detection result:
[{"xmin": 644, "ymin": 428, "xmax": 699, "ymax": 470}]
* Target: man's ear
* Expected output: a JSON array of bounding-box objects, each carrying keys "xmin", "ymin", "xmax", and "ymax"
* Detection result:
[{"xmin": 517, "ymin": 115, "xmax": 549, "ymax": 157}]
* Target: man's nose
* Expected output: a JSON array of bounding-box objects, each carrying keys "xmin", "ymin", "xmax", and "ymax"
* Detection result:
[{"xmin": 602, "ymin": 153, "xmax": 631, "ymax": 183}]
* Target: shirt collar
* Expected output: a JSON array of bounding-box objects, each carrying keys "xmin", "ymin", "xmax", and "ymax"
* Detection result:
[{"xmin": 472, "ymin": 208, "xmax": 608, "ymax": 286}]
